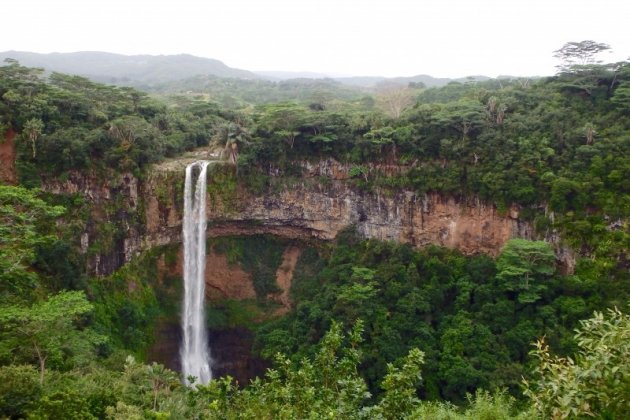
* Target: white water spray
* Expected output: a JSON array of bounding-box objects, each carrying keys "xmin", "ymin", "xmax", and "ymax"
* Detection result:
[{"xmin": 181, "ymin": 161, "xmax": 212, "ymax": 385}]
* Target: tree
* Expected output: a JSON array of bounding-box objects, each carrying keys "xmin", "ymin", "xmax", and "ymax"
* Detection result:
[
  {"xmin": 496, "ymin": 239, "xmax": 555, "ymax": 303},
  {"xmin": 257, "ymin": 103, "xmax": 307, "ymax": 149},
  {"xmin": 412, "ymin": 390, "xmax": 535, "ymax": 419},
  {"xmin": 27, "ymin": 390, "xmax": 96, "ymax": 419},
  {"xmin": 612, "ymin": 81, "xmax": 630, "ymax": 105},
  {"xmin": 108, "ymin": 116, "xmax": 165, "ymax": 168},
  {"xmin": 0, "ymin": 186, "xmax": 65, "ymax": 299},
  {"xmin": 203, "ymin": 321, "xmax": 427, "ymax": 419},
  {"xmin": 432, "ymin": 100, "xmax": 486, "ymax": 142},
  {"xmin": 376, "ymin": 85, "xmax": 415, "ymax": 119},
  {"xmin": 552, "ymin": 41, "xmax": 615, "ymax": 95},
  {"xmin": 363, "ymin": 125, "xmax": 413, "ymax": 162},
  {"xmin": 212, "ymin": 122, "xmax": 250, "ymax": 164},
  {"xmin": 438, "ymin": 312, "xmax": 507, "ymax": 401},
  {"xmin": 583, "ymin": 122, "xmax": 596, "ymax": 145},
  {"xmin": 216, "ymin": 321, "xmax": 369, "ymax": 418},
  {"xmin": 22, "ymin": 118, "xmax": 44, "ymax": 158},
  {"xmin": 118, "ymin": 356, "xmax": 180, "ymax": 412},
  {"xmin": 146, "ymin": 362, "xmax": 179, "ymax": 411},
  {"xmin": 334, "ymin": 268, "xmax": 378, "ymax": 320},
  {"xmin": 0, "ymin": 291, "xmax": 97, "ymax": 384},
  {"xmin": 371, "ymin": 348, "xmax": 425, "ymax": 419},
  {"xmin": 0, "ymin": 364, "xmax": 41, "ymax": 418},
  {"xmin": 349, "ymin": 165, "xmax": 370, "ymax": 182},
  {"xmin": 524, "ymin": 307, "xmax": 630, "ymax": 418},
  {"xmin": 554, "ymin": 40, "xmax": 611, "ymax": 73}
]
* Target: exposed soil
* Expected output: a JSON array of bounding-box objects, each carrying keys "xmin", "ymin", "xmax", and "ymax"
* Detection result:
[
  {"xmin": 204, "ymin": 249, "xmax": 257, "ymax": 301},
  {"xmin": 0, "ymin": 128, "xmax": 17, "ymax": 184},
  {"xmin": 270, "ymin": 246, "xmax": 302, "ymax": 315}
]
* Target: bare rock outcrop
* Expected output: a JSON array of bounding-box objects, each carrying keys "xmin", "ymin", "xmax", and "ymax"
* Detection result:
[
  {"xmin": 41, "ymin": 159, "xmax": 541, "ymax": 277},
  {"xmin": 143, "ymin": 163, "xmax": 533, "ymax": 259}
]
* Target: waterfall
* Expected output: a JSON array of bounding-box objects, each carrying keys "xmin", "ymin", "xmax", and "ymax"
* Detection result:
[{"xmin": 181, "ymin": 161, "xmax": 212, "ymax": 385}]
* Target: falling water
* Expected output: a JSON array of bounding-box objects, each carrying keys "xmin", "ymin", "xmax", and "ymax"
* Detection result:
[{"xmin": 181, "ymin": 161, "xmax": 212, "ymax": 385}]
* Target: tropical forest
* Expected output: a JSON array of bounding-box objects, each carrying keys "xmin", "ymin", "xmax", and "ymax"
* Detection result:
[{"xmin": 0, "ymin": 40, "xmax": 629, "ymax": 419}]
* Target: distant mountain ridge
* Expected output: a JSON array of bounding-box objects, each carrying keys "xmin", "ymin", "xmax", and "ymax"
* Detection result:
[
  {"xmin": 0, "ymin": 51, "xmax": 259, "ymax": 86},
  {"xmin": 334, "ymin": 74, "xmax": 492, "ymax": 88},
  {"xmin": 0, "ymin": 51, "xmax": 498, "ymax": 89},
  {"xmin": 256, "ymin": 71, "xmax": 493, "ymax": 88}
]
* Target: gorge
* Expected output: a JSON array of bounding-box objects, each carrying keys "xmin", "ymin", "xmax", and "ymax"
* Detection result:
[{"xmin": 36, "ymin": 155, "xmax": 549, "ymax": 385}]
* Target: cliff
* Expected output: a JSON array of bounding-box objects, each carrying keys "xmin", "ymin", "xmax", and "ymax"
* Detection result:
[
  {"xmin": 143, "ymin": 158, "xmax": 533, "ymax": 257},
  {"xmin": 43, "ymin": 170, "xmax": 141, "ymax": 275},
  {"xmin": 41, "ymin": 157, "xmax": 554, "ymax": 278}
]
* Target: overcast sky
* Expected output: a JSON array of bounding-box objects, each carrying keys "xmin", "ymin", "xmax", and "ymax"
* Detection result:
[{"xmin": 3, "ymin": 0, "xmax": 628, "ymax": 78}]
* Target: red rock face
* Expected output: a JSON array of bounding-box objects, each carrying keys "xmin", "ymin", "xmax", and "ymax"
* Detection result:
[
  {"xmin": 156, "ymin": 247, "xmax": 257, "ymax": 301},
  {"xmin": 154, "ymin": 245, "xmax": 300, "ymax": 304},
  {"xmin": 0, "ymin": 128, "xmax": 17, "ymax": 184}
]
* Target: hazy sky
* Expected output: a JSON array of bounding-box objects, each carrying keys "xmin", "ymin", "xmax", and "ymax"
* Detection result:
[{"xmin": 3, "ymin": 0, "xmax": 629, "ymax": 78}]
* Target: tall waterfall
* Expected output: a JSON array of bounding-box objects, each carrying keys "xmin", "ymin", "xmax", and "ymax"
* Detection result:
[{"xmin": 181, "ymin": 161, "xmax": 212, "ymax": 385}]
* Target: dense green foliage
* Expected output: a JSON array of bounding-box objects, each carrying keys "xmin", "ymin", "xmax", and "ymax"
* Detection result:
[
  {"xmin": 524, "ymin": 306, "xmax": 630, "ymax": 418},
  {"xmin": 154, "ymin": 75, "xmax": 369, "ymax": 109},
  {"xmin": 0, "ymin": 185, "xmax": 65, "ymax": 301},
  {"xmin": 0, "ymin": 291, "xmax": 99, "ymax": 385},
  {"xmin": 0, "ymin": 184, "xmax": 626, "ymax": 417},
  {"xmin": 0, "ymin": 60, "xmax": 233, "ymax": 179},
  {"xmin": 254, "ymin": 236, "xmax": 593, "ymax": 403},
  {"xmin": 88, "ymin": 252, "xmax": 164, "ymax": 356}
]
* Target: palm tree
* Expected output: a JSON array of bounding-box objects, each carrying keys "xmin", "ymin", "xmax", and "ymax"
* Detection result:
[{"xmin": 212, "ymin": 122, "xmax": 250, "ymax": 164}]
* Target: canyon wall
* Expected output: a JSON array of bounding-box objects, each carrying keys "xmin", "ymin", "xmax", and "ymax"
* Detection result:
[
  {"xmin": 143, "ymin": 159, "xmax": 534, "ymax": 258},
  {"xmin": 41, "ymin": 158, "xmax": 553, "ymax": 277},
  {"xmin": 39, "ymin": 157, "xmax": 569, "ymax": 382},
  {"xmin": 43, "ymin": 170, "xmax": 141, "ymax": 275}
]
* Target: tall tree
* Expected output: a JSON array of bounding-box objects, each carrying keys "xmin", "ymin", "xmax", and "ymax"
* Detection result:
[
  {"xmin": 256, "ymin": 103, "xmax": 306, "ymax": 149},
  {"xmin": 554, "ymin": 40, "xmax": 611, "ymax": 74},
  {"xmin": 22, "ymin": 118, "xmax": 44, "ymax": 158},
  {"xmin": 0, "ymin": 186, "xmax": 65, "ymax": 300},
  {"xmin": 496, "ymin": 239, "xmax": 555, "ymax": 304},
  {"xmin": 0, "ymin": 291, "xmax": 97, "ymax": 384},
  {"xmin": 376, "ymin": 85, "xmax": 415, "ymax": 119}
]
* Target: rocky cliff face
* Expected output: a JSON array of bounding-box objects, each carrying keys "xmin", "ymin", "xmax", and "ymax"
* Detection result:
[
  {"xmin": 154, "ymin": 242, "xmax": 296, "ymax": 309},
  {"xmin": 42, "ymin": 170, "xmax": 141, "ymax": 276},
  {"xmin": 143, "ymin": 159, "xmax": 534, "ymax": 259},
  {"xmin": 40, "ymin": 157, "xmax": 552, "ymax": 277}
]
